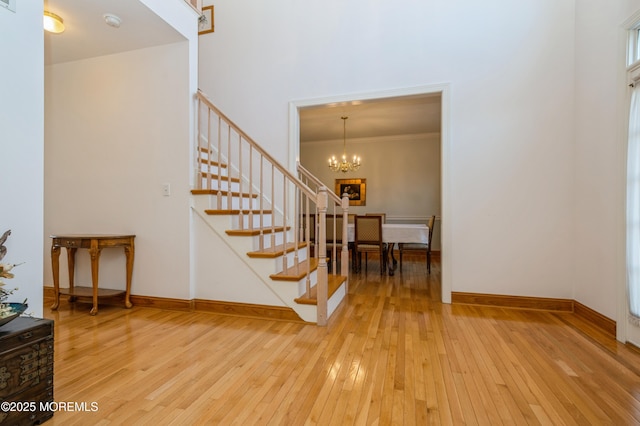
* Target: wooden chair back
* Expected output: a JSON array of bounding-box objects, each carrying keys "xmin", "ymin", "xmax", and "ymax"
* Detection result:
[
  {"xmin": 326, "ymin": 215, "xmax": 343, "ymax": 244},
  {"xmin": 366, "ymin": 212, "xmax": 386, "ymax": 223},
  {"xmin": 355, "ymin": 215, "xmax": 383, "ymax": 245},
  {"xmin": 354, "ymin": 215, "xmax": 387, "ymax": 274}
]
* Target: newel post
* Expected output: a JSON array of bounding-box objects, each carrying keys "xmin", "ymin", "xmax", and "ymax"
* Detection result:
[{"xmin": 316, "ymin": 187, "xmax": 328, "ymax": 326}]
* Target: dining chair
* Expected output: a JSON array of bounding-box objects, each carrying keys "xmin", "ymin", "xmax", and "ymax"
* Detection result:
[
  {"xmin": 366, "ymin": 212, "xmax": 386, "ymax": 223},
  {"xmin": 354, "ymin": 215, "xmax": 387, "ymax": 275},
  {"xmin": 399, "ymin": 215, "xmax": 435, "ymax": 274}
]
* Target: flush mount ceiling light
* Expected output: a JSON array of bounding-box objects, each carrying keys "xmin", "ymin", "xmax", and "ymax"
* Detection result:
[
  {"xmin": 103, "ymin": 13, "xmax": 122, "ymax": 28},
  {"xmin": 43, "ymin": 11, "xmax": 65, "ymax": 34}
]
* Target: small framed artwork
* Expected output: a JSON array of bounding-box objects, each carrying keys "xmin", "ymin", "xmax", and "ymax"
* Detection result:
[
  {"xmin": 335, "ymin": 178, "xmax": 366, "ymax": 206},
  {"xmin": 199, "ymin": 5, "xmax": 214, "ymax": 35}
]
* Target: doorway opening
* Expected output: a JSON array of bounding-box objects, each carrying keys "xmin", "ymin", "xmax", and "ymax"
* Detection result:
[{"xmin": 288, "ymin": 84, "xmax": 452, "ymax": 303}]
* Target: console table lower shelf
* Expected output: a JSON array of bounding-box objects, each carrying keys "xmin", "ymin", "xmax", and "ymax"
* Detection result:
[{"xmin": 58, "ymin": 286, "xmax": 127, "ymax": 303}]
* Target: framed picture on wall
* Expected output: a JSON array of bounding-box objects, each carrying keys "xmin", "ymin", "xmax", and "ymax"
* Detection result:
[
  {"xmin": 198, "ymin": 6, "xmax": 214, "ymax": 35},
  {"xmin": 335, "ymin": 178, "xmax": 366, "ymax": 206}
]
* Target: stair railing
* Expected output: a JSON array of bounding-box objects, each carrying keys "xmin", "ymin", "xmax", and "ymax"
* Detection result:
[
  {"xmin": 195, "ymin": 90, "xmax": 342, "ymax": 325},
  {"xmin": 297, "ymin": 163, "xmax": 350, "ymax": 281}
]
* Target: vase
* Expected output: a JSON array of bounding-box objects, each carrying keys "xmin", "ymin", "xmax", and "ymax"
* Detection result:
[{"xmin": 0, "ymin": 302, "xmax": 28, "ymax": 328}]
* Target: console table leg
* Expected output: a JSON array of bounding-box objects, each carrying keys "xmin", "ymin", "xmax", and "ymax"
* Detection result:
[
  {"xmin": 67, "ymin": 247, "xmax": 77, "ymax": 302},
  {"xmin": 50, "ymin": 246, "xmax": 61, "ymax": 311},
  {"xmin": 89, "ymin": 241, "xmax": 101, "ymax": 316},
  {"xmin": 124, "ymin": 242, "xmax": 134, "ymax": 309}
]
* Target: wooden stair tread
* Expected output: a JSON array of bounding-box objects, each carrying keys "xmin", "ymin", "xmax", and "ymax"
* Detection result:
[
  {"xmin": 191, "ymin": 189, "xmax": 258, "ymax": 198},
  {"xmin": 247, "ymin": 242, "xmax": 308, "ymax": 258},
  {"xmin": 198, "ymin": 147, "xmax": 224, "ymax": 155},
  {"xmin": 205, "ymin": 209, "xmax": 273, "ymax": 215},
  {"xmin": 294, "ymin": 274, "xmax": 347, "ymax": 305},
  {"xmin": 226, "ymin": 225, "xmax": 290, "ymax": 236},
  {"xmin": 270, "ymin": 258, "xmax": 319, "ymax": 281}
]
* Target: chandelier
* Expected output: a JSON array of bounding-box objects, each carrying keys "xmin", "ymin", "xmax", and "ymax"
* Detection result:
[{"xmin": 328, "ymin": 116, "xmax": 361, "ymax": 173}]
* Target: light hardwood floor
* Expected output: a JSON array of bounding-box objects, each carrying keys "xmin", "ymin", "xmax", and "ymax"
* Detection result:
[{"xmin": 42, "ymin": 254, "xmax": 640, "ymax": 425}]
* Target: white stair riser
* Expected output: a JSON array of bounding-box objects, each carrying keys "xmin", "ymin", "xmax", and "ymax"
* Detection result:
[
  {"xmin": 328, "ymin": 283, "xmax": 347, "ymax": 318},
  {"xmin": 296, "ymin": 269, "xmax": 317, "ymax": 294},
  {"xmin": 199, "ymin": 195, "xmax": 260, "ymax": 211},
  {"xmin": 199, "ymin": 163, "xmax": 228, "ymax": 176},
  {"xmin": 199, "ymin": 177, "xmax": 235, "ymax": 192},
  {"xmin": 230, "ymin": 214, "xmax": 275, "ymax": 229},
  {"xmin": 198, "ymin": 151, "xmax": 225, "ymax": 163},
  {"xmin": 200, "ymin": 178, "xmax": 241, "ymax": 193},
  {"xmin": 283, "ymin": 247, "xmax": 309, "ymax": 264},
  {"xmin": 248, "ymin": 231, "xmax": 288, "ymax": 250},
  {"xmin": 250, "ymin": 249, "xmax": 310, "ymax": 277}
]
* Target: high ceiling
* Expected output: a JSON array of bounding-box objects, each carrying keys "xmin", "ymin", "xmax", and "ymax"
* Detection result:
[
  {"xmin": 43, "ymin": 1, "xmax": 441, "ymax": 141},
  {"xmin": 43, "ymin": 0, "xmax": 184, "ymax": 66},
  {"xmin": 300, "ymin": 93, "xmax": 441, "ymax": 143}
]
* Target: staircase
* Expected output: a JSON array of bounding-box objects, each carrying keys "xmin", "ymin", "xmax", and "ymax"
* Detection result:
[{"xmin": 191, "ymin": 90, "xmax": 349, "ymax": 325}]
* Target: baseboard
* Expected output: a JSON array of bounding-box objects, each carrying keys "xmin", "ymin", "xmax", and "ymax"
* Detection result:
[
  {"xmin": 43, "ymin": 286, "xmax": 305, "ymax": 323},
  {"xmin": 194, "ymin": 299, "xmax": 306, "ymax": 323},
  {"xmin": 44, "ymin": 286, "xmax": 615, "ymax": 335},
  {"xmin": 573, "ymin": 300, "xmax": 616, "ymax": 337},
  {"xmin": 452, "ymin": 292, "xmax": 573, "ymax": 312},
  {"xmin": 452, "ymin": 292, "xmax": 616, "ymax": 338},
  {"xmin": 43, "ymin": 286, "xmax": 55, "ymax": 299},
  {"xmin": 130, "ymin": 295, "xmax": 193, "ymax": 311}
]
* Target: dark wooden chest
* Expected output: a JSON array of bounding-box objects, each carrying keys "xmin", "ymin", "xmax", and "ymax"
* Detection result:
[{"xmin": 0, "ymin": 317, "xmax": 54, "ymax": 425}]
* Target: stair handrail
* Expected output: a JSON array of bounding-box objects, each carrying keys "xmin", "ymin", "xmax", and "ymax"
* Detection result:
[
  {"xmin": 197, "ymin": 90, "xmax": 314, "ymax": 199},
  {"xmin": 195, "ymin": 90, "xmax": 337, "ymax": 325},
  {"xmin": 297, "ymin": 163, "xmax": 341, "ymax": 204}
]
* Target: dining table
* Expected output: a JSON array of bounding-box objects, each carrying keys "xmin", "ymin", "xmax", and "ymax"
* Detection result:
[{"xmin": 347, "ymin": 223, "xmax": 429, "ymax": 275}]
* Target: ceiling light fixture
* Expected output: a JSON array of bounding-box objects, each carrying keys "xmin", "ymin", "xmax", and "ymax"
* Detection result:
[
  {"xmin": 328, "ymin": 116, "xmax": 361, "ymax": 173},
  {"xmin": 43, "ymin": 11, "xmax": 65, "ymax": 34},
  {"xmin": 103, "ymin": 13, "xmax": 122, "ymax": 28}
]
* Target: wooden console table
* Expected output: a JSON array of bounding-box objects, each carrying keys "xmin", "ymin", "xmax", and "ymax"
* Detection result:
[{"xmin": 50, "ymin": 234, "xmax": 135, "ymax": 315}]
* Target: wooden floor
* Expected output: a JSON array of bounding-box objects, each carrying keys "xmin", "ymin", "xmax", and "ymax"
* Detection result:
[{"xmin": 42, "ymin": 254, "xmax": 640, "ymax": 425}]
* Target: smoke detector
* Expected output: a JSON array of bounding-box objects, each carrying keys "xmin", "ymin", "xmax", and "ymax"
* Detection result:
[{"xmin": 103, "ymin": 13, "xmax": 122, "ymax": 28}]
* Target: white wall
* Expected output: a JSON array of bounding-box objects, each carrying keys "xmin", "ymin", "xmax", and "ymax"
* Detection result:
[
  {"xmin": 0, "ymin": 1, "xmax": 44, "ymax": 317},
  {"xmin": 199, "ymin": 0, "xmax": 577, "ymax": 300},
  {"xmin": 300, "ymin": 133, "xmax": 442, "ymax": 248},
  {"xmin": 573, "ymin": 0, "xmax": 640, "ymax": 325},
  {"xmin": 44, "ymin": 42, "xmax": 192, "ymax": 300},
  {"xmin": 192, "ymin": 214, "xmax": 286, "ymax": 305},
  {"xmin": 300, "ymin": 134, "xmax": 440, "ymax": 219}
]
